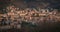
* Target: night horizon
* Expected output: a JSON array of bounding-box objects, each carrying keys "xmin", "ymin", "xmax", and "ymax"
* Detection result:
[{"xmin": 0, "ymin": 0, "xmax": 60, "ymax": 32}]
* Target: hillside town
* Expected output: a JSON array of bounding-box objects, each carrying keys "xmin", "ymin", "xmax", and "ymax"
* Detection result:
[{"xmin": 0, "ymin": 5, "xmax": 60, "ymax": 30}]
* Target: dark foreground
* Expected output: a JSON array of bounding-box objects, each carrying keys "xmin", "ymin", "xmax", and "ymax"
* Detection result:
[{"xmin": 0, "ymin": 21, "xmax": 60, "ymax": 32}]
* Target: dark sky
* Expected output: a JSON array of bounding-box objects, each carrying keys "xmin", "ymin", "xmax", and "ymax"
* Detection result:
[
  {"xmin": 0, "ymin": 0, "xmax": 10, "ymax": 10},
  {"xmin": 12, "ymin": 0, "xmax": 60, "ymax": 9},
  {"xmin": 0, "ymin": 0, "xmax": 60, "ymax": 9}
]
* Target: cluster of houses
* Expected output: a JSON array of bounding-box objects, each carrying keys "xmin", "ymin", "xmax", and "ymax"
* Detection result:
[
  {"xmin": 0, "ymin": 5, "xmax": 60, "ymax": 29},
  {"xmin": 0, "ymin": 5, "xmax": 60, "ymax": 22}
]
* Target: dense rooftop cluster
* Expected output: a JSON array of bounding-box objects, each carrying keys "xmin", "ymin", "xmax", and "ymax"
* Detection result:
[{"xmin": 0, "ymin": 5, "xmax": 60, "ymax": 29}]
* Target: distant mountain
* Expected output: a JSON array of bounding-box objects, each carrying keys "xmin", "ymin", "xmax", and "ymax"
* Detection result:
[
  {"xmin": 0, "ymin": 0, "xmax": 60, "ymax": 9},
  {"xmin": 12, "ymin": 0, "xmax": 60, "ymax": 9}
]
